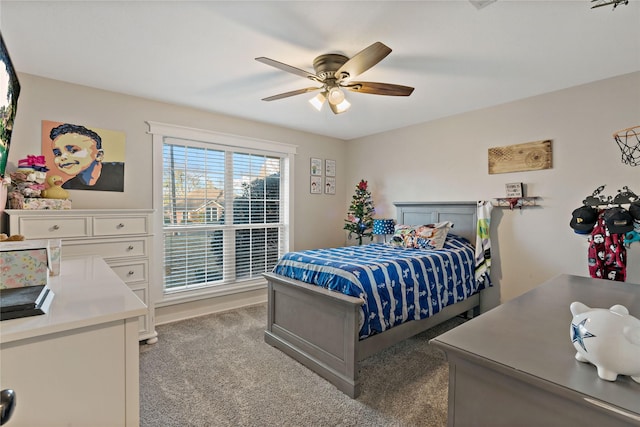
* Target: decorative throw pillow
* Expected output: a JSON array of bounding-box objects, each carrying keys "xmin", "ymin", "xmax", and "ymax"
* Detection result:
[
  {"xmin": 414, "ymin": 221, "xmax": 452, "ymax": 250},
  {"xmin": 389, "ymin": 222, "xmax": 453, "ymax": 250},
  {"xmin": 389, "ymin": 224, "xmax": 416, "ymax": 248}
]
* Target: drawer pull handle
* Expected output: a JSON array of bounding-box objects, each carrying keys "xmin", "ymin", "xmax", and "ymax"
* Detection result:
[
  {"xmin": 127, "ymin": 245, "xmax": 134, "ymax": 251},
  {"xmin": 117, "ymin": 223, "xmax": 125, "ymax": 229},
  {"xmin": 128, "ymin": 271, "xmax": 135, "ymax": 276},
  {"xmin": 52, "ymin": 225, "xmax": 60, "ymax": 231}
]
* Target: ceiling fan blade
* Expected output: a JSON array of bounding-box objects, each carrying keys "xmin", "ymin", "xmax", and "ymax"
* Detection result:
[
  {"xmin": 255, "ymin": 57, "xmax": 322, "ymax": 82},
  {"xmin": 261, "ymin": 87, "xmax": 322, "ymax": 101},
  {"xmin": 344, "ymin": 81, "xmax": 414, "ymax": 96},
  {"xmin": 335, "ymin": 42, "xmax": 392, "ymax": 80}
]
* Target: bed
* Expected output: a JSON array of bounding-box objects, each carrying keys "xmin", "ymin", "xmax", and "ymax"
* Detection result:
[{"xmin": 263, "ymin": 201, "xmax": 488, "ymax": 398}]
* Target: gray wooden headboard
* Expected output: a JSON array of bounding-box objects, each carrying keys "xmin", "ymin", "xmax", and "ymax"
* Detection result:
[{"xmin": 394, "ymin": 201, "xmax": 478, "ymax": 243}]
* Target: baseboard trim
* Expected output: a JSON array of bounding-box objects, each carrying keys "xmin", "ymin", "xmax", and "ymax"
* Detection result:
[{"xmin": 154, "ymin": 288, "xmax": 267, "ymax": 325}]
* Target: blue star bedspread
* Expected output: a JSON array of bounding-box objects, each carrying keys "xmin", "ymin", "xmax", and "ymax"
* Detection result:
[{"xmin": 272, "ymin": 234, "xmax": 490, "ymax": 339}]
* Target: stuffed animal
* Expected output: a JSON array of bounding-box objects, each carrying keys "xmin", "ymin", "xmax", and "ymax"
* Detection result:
[
  {"xmin": 0, "ymin": 233, "xmax": 25, "ymax": 241},
  {"xmin": 41, "ymin": 175, "xmax": 70, "ymax": 200}
]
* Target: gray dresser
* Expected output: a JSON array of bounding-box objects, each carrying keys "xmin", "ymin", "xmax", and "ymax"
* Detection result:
[{"xmin": 431, "ymin": 274, "xmax": 640, "ymax": 426}]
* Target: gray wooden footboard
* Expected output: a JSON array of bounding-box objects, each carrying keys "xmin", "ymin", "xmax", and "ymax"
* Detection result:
[
  {"xmin": 264, "ymin": 272, "xmax": 479, "ymax": 398},
  {"xmin": 263, "ymin": 272, "xmax": 364, "ymax": 397},
  {"xmin": 264, "ymin": 201, "xmax": 483, "ymax": 398}
]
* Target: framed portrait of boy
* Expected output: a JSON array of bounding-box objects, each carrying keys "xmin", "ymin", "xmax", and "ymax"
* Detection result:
[{"xmin": 41, "ymin": 120, "xmax": 126, "ymax": 192}]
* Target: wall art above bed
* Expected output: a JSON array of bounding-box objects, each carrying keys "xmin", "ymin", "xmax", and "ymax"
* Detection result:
[{"xmin": 488, "ymin": 139, "xmax": 552, "ymax": 174}]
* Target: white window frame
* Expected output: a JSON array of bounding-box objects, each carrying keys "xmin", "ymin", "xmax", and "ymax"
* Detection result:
[{"xmin": 147, "ymin": 121, "xmax": 296, "ymax": 306}]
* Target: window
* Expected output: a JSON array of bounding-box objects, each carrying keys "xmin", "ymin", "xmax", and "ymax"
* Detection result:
[{"xmin": 148, "ymin": 122, "xmax": 295, "ymax": 300}]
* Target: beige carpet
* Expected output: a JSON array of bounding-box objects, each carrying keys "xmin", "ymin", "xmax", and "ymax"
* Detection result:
[{"xmin": 139, "ymin": 303, "xmax": 464, "ymax": 427}]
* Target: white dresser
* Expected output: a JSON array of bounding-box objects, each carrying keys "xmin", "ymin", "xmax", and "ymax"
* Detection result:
[
  {"xmin": 0, "ymin": 256, "xmax": 147, "ymax": 426},
  {"xmin": 4, "ymin": 209, "xmax": 157, "ymax": 344}
]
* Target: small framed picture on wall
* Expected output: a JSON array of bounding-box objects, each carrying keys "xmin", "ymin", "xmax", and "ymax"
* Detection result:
[
  {"xmin": 310, "ymin": 158, "xmax": 322, "ymax": 176},
  {"xmin": 325, "ymin": 177, "xmax": 336, "ymax": 194},
  {"xmin": 310, "ymin": 176, "xmax": 322, "ymax": 194},
  {"xmin": 325, "ymin": 159, "xmax": 336, "ymax": 177},
  {"xmin": 505, "ymin": 182, "xmax": 524, "ymax": 197}
]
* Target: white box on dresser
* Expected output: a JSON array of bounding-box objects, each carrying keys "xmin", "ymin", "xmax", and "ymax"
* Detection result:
[{"xmin": 4, "ymin": 209, "xmax": 158, "ymax": 344}]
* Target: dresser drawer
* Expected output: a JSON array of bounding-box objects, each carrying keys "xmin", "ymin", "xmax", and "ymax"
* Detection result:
[
  {"xmin": 62, "ymin": 238, "xmax": 147, "ymax": 260},
  {"xmin": 16, "ymin": 217, "xmax": 90, "ymax": 239},
  {"xmin": 93, "ymin": 216, "xmax": 148, "ymax": 236},
  {"xmin": 110, "ymin": 261, "xmax": 148, "ymax": 284}
]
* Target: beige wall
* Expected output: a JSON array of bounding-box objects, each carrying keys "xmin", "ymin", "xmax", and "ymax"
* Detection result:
[
  {"xmin": 346, "ymin": 71, "xmax": 640, "ymax": 307},
  {"xmin": 7, "ymin": 72, "xmax": 640, "ymax": 317},
  {"xmin": 8, "ymin": 73, "xmax": 347, "ymax": 252}
]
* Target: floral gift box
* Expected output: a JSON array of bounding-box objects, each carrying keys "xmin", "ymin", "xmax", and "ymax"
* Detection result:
[
  {"xmin": 0, "ymin": 240, "xmax": 51, "ymax": 289},
  {"xmin": 9, "ymin": 195, "xmax": 72, "ymax": 210}
]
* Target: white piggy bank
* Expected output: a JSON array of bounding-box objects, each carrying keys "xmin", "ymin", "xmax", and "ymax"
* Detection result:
[{"xmin": 570, "ymin": 301, "xmax": 640, "ymax": 383}]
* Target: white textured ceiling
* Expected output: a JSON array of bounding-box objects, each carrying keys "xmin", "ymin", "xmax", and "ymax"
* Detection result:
[{"xmin": 1, "ymin": 0, "xmax": 638, "ymax": 140}]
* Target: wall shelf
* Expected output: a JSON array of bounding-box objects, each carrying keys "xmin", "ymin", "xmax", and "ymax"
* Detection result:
[{"xmin": 492, "ymin": 197, "xmax": 539, "ymax": 209}]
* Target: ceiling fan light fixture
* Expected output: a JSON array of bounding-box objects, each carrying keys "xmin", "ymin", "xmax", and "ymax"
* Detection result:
[
  {"xmin": 257, "ymin": 42, "xmax": 414, "ymax": 115},
  {"xmin": 309, "ymin": 92, "xmax": 326, "ymax": 111},
  {"xmin": 334, "ymin": 98, "xmax": 351, "ymax": 114},
  {"xmin": 327, "ymin": 87, "xmax": 345, "ymax": 105}
]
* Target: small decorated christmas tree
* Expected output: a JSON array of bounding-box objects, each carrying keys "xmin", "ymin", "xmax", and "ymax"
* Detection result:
[{"xmin": 344, "ymin": 179, "xmax": 375, "ymax": 245}]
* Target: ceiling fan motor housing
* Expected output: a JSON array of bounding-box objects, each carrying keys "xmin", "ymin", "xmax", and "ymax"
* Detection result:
[{"xmin": 313, "ymin": 54, "xmax": 349, "ymax": 80}]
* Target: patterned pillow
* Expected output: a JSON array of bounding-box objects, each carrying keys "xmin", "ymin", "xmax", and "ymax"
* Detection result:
[
  {"xmin": 414, "ymin": 221, "xmax": 452, "ymax": 249},
  {"xmin": 390, "ymin": 224, "xmax": 417, "ymax": 248},
  {"xmin": 390, "ymin": 222, "xmax": 453, "ymax": 250}
]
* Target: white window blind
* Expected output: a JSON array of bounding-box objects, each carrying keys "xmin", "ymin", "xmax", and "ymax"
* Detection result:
[{"xmin": 161, "ymin": 135, "xmax": 289, "ymax": 294}]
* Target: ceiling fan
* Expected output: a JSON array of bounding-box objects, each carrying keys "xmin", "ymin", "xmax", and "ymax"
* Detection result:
[{"xmin": 255, "ymin": 42, "xmax": 414, "ymax": 114}]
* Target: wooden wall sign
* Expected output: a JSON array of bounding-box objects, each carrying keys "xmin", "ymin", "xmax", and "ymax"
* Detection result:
[{"xmin": 488, "ymin": 139, "xmax": 552, "ymax": 174}]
